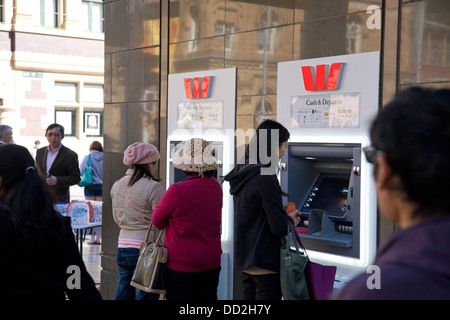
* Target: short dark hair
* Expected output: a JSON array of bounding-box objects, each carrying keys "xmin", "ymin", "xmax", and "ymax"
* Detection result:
[
  {"xmin": 185, "ymin": 170, "xmax": 216, "ymax": 178},
  {"xmin": 45, "ymin": 123, "xmax": 65, "ymax": 138},
  {"xmin": 370, "ymin": 87, "xmax": 450, "ymax": 218},
  {"xmin": 0, "ymin": 125, "xmax": 12, "ymax": 139},
  {"xmin": 89, "ymin": 141, "xmax": 103, "ymax": 152}
]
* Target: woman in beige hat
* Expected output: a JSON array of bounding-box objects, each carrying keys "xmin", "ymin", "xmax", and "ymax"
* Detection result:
[
  {"xmin": 110, "ymin": 142, "xmax": 165, "ymax": 300},
  {"xmin": 152, "ymin": 138, "xmax": 223, "ymax": 300}
]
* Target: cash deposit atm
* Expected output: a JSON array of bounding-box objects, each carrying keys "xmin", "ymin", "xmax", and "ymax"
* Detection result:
[
  {"xmin": 167, "ymin": 68, "xmax": 236, "ymax": 299},
  {"xmin": 277, "ymin": 52, "xmax": 380, "ymax": 290}
]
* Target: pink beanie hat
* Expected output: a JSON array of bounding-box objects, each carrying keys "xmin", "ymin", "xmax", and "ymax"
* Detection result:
[{"xmin": 123, "ymin": 142, "xmax": 160, "ymax": 165}]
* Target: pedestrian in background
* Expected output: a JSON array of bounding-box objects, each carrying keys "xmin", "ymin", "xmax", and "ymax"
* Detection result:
[
  {"xmin": 0, "ymin": 144, "xmax": 101, "ymax": 300},
  {"xmin": 80, "ymin": 140, "xmax": 103, "ymax": 244},
  {"xmin": 31, "ymin": 140, "xmax": 40, "ymax": 158},
  {"xmin": 337, "ymin": 87, "xmax": 450, "ymax": 300},
  {"xmin": 224, "ymin": 119, "xmax": 300, "ymax": 300},
  {"xmin": 35, "ymin": 123, "xmax": 80, "ymax": 203},
  {"xmin": 0, "ymin": 125, "xmax": 13, "ymax": 145},
  {"xmin": 152, "ymin": 138, "xmax": 223, "ymax": 300},
  {"xmin": 111, "ymin": 142, "xmax": 164, "ymax": 300}
]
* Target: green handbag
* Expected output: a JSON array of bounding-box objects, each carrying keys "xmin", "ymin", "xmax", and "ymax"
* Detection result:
[
  {"xmin": 280, "ymin": 222, "xmax": 310, "ymax": 300},
  {"xmin": 78, "ymin": 154, "xmax": 93, "ymax": 187}
]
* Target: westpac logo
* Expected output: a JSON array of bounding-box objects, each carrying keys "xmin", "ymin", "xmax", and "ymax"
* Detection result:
[
  {"xmin": 184, "ymin": 76, "xmax": 214, "ymax": 99},
  {"xmin": 301, "ymin": 63, "xmax": 345, "ymax": 91}
]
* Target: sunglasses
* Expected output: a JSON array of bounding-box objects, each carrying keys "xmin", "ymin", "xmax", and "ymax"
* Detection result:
[{"xmin": 363, "ymin": 146, "xmax": 385, "ymax": 164}]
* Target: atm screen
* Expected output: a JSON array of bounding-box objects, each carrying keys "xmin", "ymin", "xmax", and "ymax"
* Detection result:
[{"xmin": 302, "ymin": 175, "xmax": 349, "ymax": 217}]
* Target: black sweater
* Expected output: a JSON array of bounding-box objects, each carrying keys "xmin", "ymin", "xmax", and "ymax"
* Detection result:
[
  {"xmin": 0, "ymin": 212, "xmax": 101, "ymax": 300},
  {"xmin": 226, "ymin": 164, "xmax": 291, "ymax": 272}
]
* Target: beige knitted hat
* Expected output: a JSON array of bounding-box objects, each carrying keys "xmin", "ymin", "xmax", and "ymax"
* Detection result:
[{"xmin": 172, "ymin": 138, "xmax": 218, "ymax": 174}]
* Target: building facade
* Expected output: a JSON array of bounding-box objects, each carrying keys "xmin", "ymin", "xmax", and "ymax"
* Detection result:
[
  {"xmin": 0, "ymin": 0, "xmax": 104, "ymax": 157},
  {"xmin": 109, "ymin": 0, "xmax": 449, "ymax": 299}
]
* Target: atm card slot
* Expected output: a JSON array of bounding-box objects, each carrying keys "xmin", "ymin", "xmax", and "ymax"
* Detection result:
[{"xmin": 298, "ymin": 209, "xmax": 353, "ymax": 248}]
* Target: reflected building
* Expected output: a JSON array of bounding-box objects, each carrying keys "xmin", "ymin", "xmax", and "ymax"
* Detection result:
[{"xmin": 0, "ymin": 0, "xmax": 104, "ymax": 157}]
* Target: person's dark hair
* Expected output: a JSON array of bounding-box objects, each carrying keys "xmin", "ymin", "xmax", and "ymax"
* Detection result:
[
  {"xmin": 0, "ymin": 144, "xmax": 63, "ymax": 240},
  {"xmin": 45, "ymin": 123, "xmax": 65, "ymax": 138},
  {"xmin": 185, "ymin": 170, "xmax": 216, "ymax": 178},
  {"xmin": 128, "ymin": 162, "xmax": 161, "ymax": 187},
  {"xmin": 89, "ymin": 141, "xmax": 103, "ymax": 152},
  {"xmin": 252, "ymin": 119, "xmax": 290, "ymax": 161},
  {"xmin": 0, "ymin": 125, "xmax": 12, "ymax": 140},
  {"xmin": 225, "ymin": 119, "xmax": 290, "ymax": 177},
  {"xmin": 370, "ymin": 87, "xmax": 450, "ymax": 218}
]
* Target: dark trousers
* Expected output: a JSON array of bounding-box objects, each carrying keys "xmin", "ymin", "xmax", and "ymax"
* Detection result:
[
  {"xmin": 242, "ymin": 272, "xmax": 282, "ymax": 300},
  {"xmin": 166, "ymin": 267, "xmax": 221, "ymax": 300}
]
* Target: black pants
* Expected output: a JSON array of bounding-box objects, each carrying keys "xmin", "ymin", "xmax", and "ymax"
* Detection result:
[
  {"xmin": 166, "ymin": 267, "xmax": 221, "ymax": 300},
  {"xmin": 242, "ymin": 272, "xmax": 282, "ymax": 300}
]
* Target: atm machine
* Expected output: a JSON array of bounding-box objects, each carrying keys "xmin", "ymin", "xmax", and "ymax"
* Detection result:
[
  {"xmin": 277, "ymin": 52, "xmax": 380, "ymax": 291},
  {"xmin": 167, "ymin": 68, "xmax": 236, "ymax": 299}
]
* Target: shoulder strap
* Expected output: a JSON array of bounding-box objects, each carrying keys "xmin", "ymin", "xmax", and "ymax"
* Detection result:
[
  {"xmin": 288, "ymin": 222, "xmax": 308, "ymax": 257},
  {"xmin": 123, "ymin": 178, "xmax": 151, "ymax": 225}
]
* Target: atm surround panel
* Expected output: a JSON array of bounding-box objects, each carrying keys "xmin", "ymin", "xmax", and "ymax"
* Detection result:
[{"xmin": 281, "ymin": 143, "xmax": 361, "ymax": 258}]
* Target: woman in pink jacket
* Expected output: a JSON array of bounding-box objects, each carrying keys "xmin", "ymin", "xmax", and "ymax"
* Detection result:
[{"xmin": 152, "ymin": 138, "xmax": 223, "ymax": 300}]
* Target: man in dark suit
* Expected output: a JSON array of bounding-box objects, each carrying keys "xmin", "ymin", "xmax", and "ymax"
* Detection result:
[{"xmin": 35, "ymin": 123, "xmax": 81, "ymax": 203}]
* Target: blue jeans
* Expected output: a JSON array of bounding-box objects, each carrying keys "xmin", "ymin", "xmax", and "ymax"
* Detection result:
[
  {"xmin": 116, "ymin": 248, "xmax": 159, "ymax": 300},
  {"xmin": 84, "ymin": 184, "xmax": 102, "ymax": 197}
]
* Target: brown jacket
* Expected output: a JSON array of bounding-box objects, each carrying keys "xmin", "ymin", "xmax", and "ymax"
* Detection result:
[{"xmin": 35, "ymin": 144, "xmax": 80, "ymax": 203}]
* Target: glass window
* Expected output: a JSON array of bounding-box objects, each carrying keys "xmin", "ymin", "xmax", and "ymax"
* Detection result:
[
  {"xmin": 55, "ymin": 83, "xmax": 77, "ymax": 102},
  {"xmin": 55, "ymin": 109, "xmax": 76, "ymax": 136},
  {"xmin": 83, "ymin": 84, "xmax": 104, "ymax": 103},
  {"xmin": 0, "ymin": 0, "xmax": 4, "ymax": 23},
  {"xmin": 34, "ymin": 0, "xmax": 58, "ymax": 28},
  {"xmin": 82, "ymin": 0, "xmax": 104, "ymax": 32}
]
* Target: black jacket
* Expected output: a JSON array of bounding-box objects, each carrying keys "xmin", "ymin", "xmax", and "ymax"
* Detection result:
[
  {"xmin": 0, "ymin": 211, "xmax": 101, "ymax": 300},
  {"xmin": 226, "ymin": 164, "xmax": 290, "ymax": 272}
]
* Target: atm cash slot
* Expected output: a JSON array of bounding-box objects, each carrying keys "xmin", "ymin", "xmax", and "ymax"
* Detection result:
[{"xmin": 298, "ymin": 209, "xmax": 353, "ymax": 248}]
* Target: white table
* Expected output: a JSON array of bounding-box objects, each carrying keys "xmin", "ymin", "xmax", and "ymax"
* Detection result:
[{"xmin": 72, "ymin": 222, "xmax": 102, "ymax": 255}]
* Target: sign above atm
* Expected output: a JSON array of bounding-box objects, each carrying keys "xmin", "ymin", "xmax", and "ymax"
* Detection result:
[
  {"xmin": 184, "ymin": 76, "xmax": 214, "ymax": 99},
  {"xmin": 301, "ymin": 63, "xmax": 345, "ymax": 91},
  {"xmin": 167, "ymin": 68, "xmax": 236, "ymax": 136},
  {"xmin": 277, "ymin": 51, "xmax": 380, "ymax": 136}
]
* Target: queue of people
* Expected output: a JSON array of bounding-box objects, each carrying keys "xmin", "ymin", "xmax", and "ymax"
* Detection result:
[{"xmin": 0, "ymin": 87, "xmax": 449, "ymax": 300}]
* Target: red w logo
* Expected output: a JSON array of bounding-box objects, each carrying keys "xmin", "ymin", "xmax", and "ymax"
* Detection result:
[
  {"xmin": 184, "ymin": 76, "xmax": 213, "ymax": 99},
  {"xmin": 301, "ymin": 63, "xmax": 344, "ymax": 91}
]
